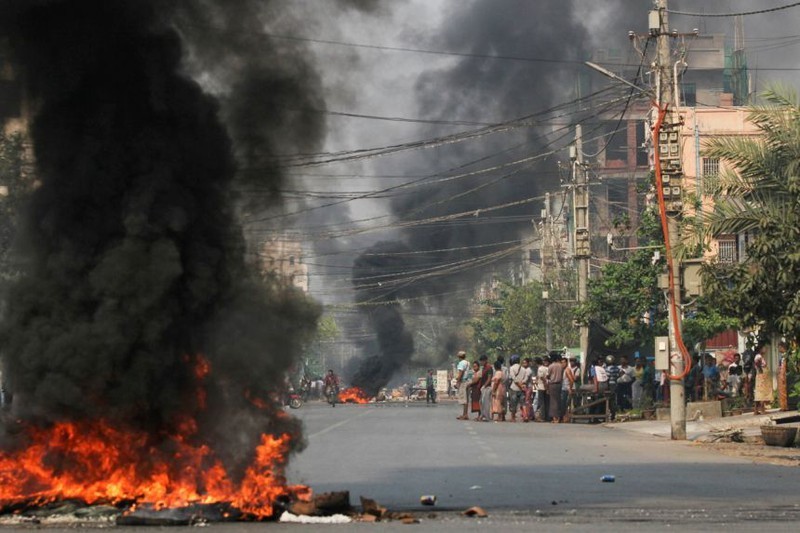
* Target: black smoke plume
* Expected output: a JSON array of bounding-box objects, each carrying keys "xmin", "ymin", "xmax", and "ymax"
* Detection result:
[
  {"xmin": 350, "ymin": 241, "xmax": 418, "ymax": 395},
  {"xmin": 0, "ymin": 0, "xmax": 331, "ymax": 474},
  {"xmin": 348, "ymin": 1, "xmax": 650, "ymax": 384}
]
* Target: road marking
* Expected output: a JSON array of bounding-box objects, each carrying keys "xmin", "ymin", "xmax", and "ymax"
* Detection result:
[{"xmin": 307, "ymin": 408, "xmax": 373, "ymax": 439}]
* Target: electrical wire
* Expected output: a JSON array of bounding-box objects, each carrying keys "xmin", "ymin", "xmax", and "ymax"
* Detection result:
[
  {"xmin": 269, "ymin": 85, "xmax": 624, "ymax": 167},
  {"xmin": 264, "ymin": 31, "xmax": 598, "ymax": 67},
  {"xmin": 241, "ymin": 86, "xmax": 632, "ymax": 225},
  {"xmin": 667, "ymin": 2, "xmax": 800, "ymax": 18}
]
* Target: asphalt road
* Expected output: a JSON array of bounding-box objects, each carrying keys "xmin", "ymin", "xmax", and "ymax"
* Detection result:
[
  {"xmin": 280, "ymin": 400, "xmax": 800, "ymax": 530},
  {"xmin": 3, "ymin": 401, "xmax": 798, "ymax": 531}
]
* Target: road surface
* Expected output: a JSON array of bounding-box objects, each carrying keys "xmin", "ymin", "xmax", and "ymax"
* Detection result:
[{"xmin": 280, "ymin": 400, "xmax": 800, "ymax": 530}]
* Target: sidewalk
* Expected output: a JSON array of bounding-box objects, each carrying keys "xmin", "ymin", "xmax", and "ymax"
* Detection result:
[{"xmin": 607, "ymin": 409, "xmax": 797, "ymax": 441}]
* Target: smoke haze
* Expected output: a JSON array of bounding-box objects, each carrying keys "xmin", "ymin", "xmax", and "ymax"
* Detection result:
[{"xmin": 0, "ymin": 0, "xmax": 375, "ymax": 472}]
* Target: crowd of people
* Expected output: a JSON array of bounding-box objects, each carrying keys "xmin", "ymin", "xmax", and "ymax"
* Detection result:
[
  {"xmin": 454, "ymin": 350, "xmax": 583, "ymax": 423},
  {"xmin": 453, "ymin": 342, "xmax": 788, "ymax": 423},
  {"xmin": 684, "ymin": 343, "xmax": 779, "ymax": 414}
]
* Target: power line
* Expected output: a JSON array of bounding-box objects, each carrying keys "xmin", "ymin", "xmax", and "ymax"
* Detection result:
[
  {"xmin": 667, "ymin": 2, "xmax": 800, "ymax": 17},
  {"xmin": 302, "ymin": 107, "xmax": 492, "ymax": 127},
  {"xmin": 264, "ymin": 32, "xmax": 590, "ymax": 66},
  {"xmin": 243, "ymin": 89, "xmax": 636, "ymax": 228}
]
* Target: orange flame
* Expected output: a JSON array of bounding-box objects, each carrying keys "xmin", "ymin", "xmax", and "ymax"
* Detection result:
[
  {"xmin": 0, "ymin": 354, "xmax": 306, "ymax": 519},
  {"xmin": 338, "ymin": 387, "xmax": 370, "ymax": 404},
  {"xmin": 0, "ymin": 420, "xmax": 303, "ymax": 518}
]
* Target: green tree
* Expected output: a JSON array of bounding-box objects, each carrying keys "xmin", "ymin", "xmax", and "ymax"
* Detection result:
[
  {"xmin": 468, "ymin": 278, "xmax": 578, "ymax": 358},
  {"xmin": 699, "ymin": 86, "xmax": 800, "ymax": 345},
  {"xmin": 576, "ymin": 199, "xmax": 732, "ymax": 351},
  {"xmin": 304, "ymin": 313, "xmax": 339, "ymax": 377},
  {"xmin": 574, "ymin": 206, "xmax": 667, "ymax": 348}
]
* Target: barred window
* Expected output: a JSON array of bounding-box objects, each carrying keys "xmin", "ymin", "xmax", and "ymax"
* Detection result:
[
  {"xmin": 701, "ymin": 157, "xmax": 719, "ymax": 195},
  {"xmin": 718, "ymin": 236, "xmax": 737, "ymax": 264}
]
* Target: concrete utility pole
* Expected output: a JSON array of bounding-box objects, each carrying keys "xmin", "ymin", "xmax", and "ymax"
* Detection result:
[
  {"xmin": 653, "ymin": 0, "xmax": 686, "ymax": 440},
  {"xmin": 542, "ymin": 193, "xmax": 553, "ymax": 352},
  {"xmin": 572, "ymin": 125, "xmax": 590, "ymax": 381}
]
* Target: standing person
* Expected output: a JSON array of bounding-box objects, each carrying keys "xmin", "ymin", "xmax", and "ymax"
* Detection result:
[
  {"xmin": 560, "ymin": 357, "xmax": 571, "ymax": 422},
  {"xmin": 742, "ymin": 349, "xmax": 755, "ymax": 406},
  {"xmin": 520, "ymin": 357, "xmax": 534, "ymax": 421},
  {"xmin": 468, "ymin": 361, "xmax": 482, "ymax": 419},
  {"xmin": 641, "ymin": 358, "xmax": 655, "ymax": 406},
  {"xmin": 727, "ymin": 353, "xmax": 742, "ymax": 398},
  {"xmin": 631, "ymin": 358, "xmax": 645, "ymax": 409},
  {"xmin": 617, "ymin": 356, "xmax": 634, "ymax": 411},
  {"xmin": 778, "ymin": 341, "xmax": 789, "ymax": 411},
  {"xmin": 564, "ymin": 357, "xmax": 580, "ymax": 420},
  {"xmin": 455, "ymin": 351, "xmax": 470, "ymax": 420},
  {"xmin": 547, "ymin": 352, "xmax": 564, "ymax": 423},
  {"xmin": 593, "ymin": 357, "xmax": 608, "ymax": 393},
  {"xmin": 507, "ymin": 355, "xmax": 526, "ymax": 422},
  {"xmin": 753, "ymin": 344, "xmax": 773, "ymax": 415},
  {"xmin": 478, "ymin": 355, "xmax": 493, "ymax": 421},
  {"xmin": 425, "ymin": 369, "xmax": 437, "ymax": 405},
  {"xmin": 533, "ymin": 356, "xmax": 549, "ymax": 422},
  {"xmin": 685, "ymin": 354, "xmax": 701, "ymax": 402},
  {"xmin": 491, "ymin": 359, "xmax": 507, "ymax": 421},
  {"xmin": 702, "ymin": 354, "xmax": 720, "ymax": 400},
  {"xmin": 605, "ymin": 355, "xmax": 620, "ymax": 420},
  {"xmin": 591, "ymin": 357, "xmax": 609, "ymax": 416}
]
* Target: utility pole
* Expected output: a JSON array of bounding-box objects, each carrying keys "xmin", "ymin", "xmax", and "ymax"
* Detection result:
[
  {"xmin": 542, "ymin": 193, "xmax": 553, "ymax": 351},
  {"xmin": 572, "ymin": 125, "xmax": 590, "ymax": 381},
  {"xmin": 653, "ymin": 0, "xmax": 686, "ymax": 440}
]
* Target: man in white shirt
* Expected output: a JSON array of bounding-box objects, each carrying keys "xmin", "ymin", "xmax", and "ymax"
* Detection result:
[
  {"xmin": 507, "ymin": 354, "xmax": 526, "ymax": 422},
  {"xmin": 455, "ymin": 351, "xmax": 470, "ymax": 420},
  {"xmin": 533, "ymin": 355, "xmax": 549, "ymax": 422}
]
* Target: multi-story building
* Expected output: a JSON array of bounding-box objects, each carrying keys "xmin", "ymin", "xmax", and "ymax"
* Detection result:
[
  {"xmin": 258, "ymin": 234, "xmax": 309, "ymax": 293},
  {"xmin": 677, "ymin": 105, "xmax": 760, "ymax": 265}
]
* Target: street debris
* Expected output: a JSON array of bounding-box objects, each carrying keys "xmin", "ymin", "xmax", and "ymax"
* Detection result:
[
  {"xmin": 289, "ymin": 491, "xmax": 351, "ymax": 517},
  {"xmin": 601, "ymin": 475, "xmax": 615, "ymax": 482},
  {"xmin": 279, "ymin": 512, "xmax": 352, "ymax": 524},
  {"xmin": 360, "ymin": 496, "xmax": 388, "ymax": 520},
  {"xmin": 469, "ymin": 485, "xmax": 482, "ymax": 490},
  {"xmin": 286, "ymin": 492, "xmax": 421, "ymax": 524},
  {"xmin": 420, "ymin": 495, "xmax": 436, "ymax": 506},
  {"xmin": 705, "ymin": 427, "xmax": 745, "ymax": 443},
  {"xmin": 463, "ymin": 506, "xmax": 488, "ymax": 518}
]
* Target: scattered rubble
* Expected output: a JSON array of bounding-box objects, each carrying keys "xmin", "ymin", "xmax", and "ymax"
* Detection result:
[
  {"xmin": 701, "ymin": 427, "xmax": 745, "ymax": 443},
  {"xmin": 463, "ymin": 506, "xmax": 488, "ymax": 518}
]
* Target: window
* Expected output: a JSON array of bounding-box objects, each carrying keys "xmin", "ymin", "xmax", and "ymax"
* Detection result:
[
  {"xmin": 701, "ymin": 157, "xmax": 720, "ymax": 195},
  {"xmin": 718, "ymin": 236, "xmax": 737, "ymax": 264},
  {"xmin": 681, "ymin": 82, "xmax": 696, "ymax": 107}
]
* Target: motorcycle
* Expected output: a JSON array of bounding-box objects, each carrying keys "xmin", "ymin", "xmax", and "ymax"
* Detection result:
[
  {"xmin": 325, "ymin": 385, "xmax": 339, "ymax": 407},
  {"xmin": 284, "ymin": 387, "xmax": 303, "ymax": 409}
]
